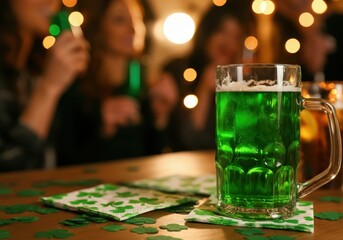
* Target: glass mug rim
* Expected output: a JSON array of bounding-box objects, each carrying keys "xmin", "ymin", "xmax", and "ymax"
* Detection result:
[{"xmin": 217, "ymin": 63, "xmax": 301, "ymax": 69}]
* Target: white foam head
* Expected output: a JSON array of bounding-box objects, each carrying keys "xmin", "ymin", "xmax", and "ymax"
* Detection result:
[
  {"xmin": 217, "ymin": 64, "xmax": 301, "ymax": 92},
  {"xmin": 216, "ymin": 80, "xmax": 301, "ymax": 92}
]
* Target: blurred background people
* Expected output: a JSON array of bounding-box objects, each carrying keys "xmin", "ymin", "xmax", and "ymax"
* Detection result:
[
  {"xmin": 0, "ymin": 0, "xmax": 89, "ymax": 172},
  {"xmin": 269, "ymin": 0, "xmax": 340, "ymax": 81},
  {"xmin": 152, "ymin": 2, "xmax": 247, "ymax": 151},
  {"xmin": 53, "ymin": 0, "xmax": 166, "ymax": 166}
]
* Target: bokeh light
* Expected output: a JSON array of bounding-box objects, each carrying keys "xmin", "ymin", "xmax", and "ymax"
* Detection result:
[
  {"xmin": 62, "ymin": 0, "xmax": 77, "ymax": 8},
  {"xmin": 163, "ymin": 13, "xmax": 195, "ymax": 44},
  {"xmin": 68, "ymin": 11, "xmax": 84, "ymax": 27},
  {"xmin": 184, "ymin": 94, "xmax": 198, "ymax": 109},
  {"xmin": 252, "ymin": 0, "xmax": 263, "ymax": 14},
  {"xmin": 43, "ymin": 36, "xmax": 56, "ymax": 49},
  {"xmin": 312, "ymin": 0, "xmax": 327, "ymax": 14},
  {"xmin": 261, "ymin": 0, "xmax": 275, "ymax": 15},
  {"xmin": 299, "ymin": 12, "xmax": 314, "ymax": 27},
  {"xmin": 244, "ymin": 36, "xmax": 258, "ymax": 50},
  {"xmin": 252, "ymin": 0, "xmax": 275, "ymax": 15},
  {"xmin": 183, "ymin": 68, "xmax": 197, "ymax": 82},
  {"xmin": 285, "ymin": 38, "xmax": 301, "ymax": 54},
  {"xmin": 213, "ymin": 0, "xmax": 227, "ymax": 7},
  {"xmin": 49, "ymin": 24, "xmax": 61, "ymax": 37}
]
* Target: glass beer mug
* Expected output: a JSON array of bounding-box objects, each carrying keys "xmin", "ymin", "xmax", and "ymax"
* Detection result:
[{"xmin": 215, "ymin": 64, "xmax": 342, "ymax": 219}]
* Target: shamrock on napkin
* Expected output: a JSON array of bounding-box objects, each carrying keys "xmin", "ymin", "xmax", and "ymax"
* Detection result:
[
  {"xmin": 185, "ymin": 198, "xmax": 314, "ymax": 233},
  {"xmin": 41, "ymin": 184, "xmax": 197, "ymax": 221},
  {"xmin": 126, "ymin": 175, "xmax": 216, "ymax": 195}
]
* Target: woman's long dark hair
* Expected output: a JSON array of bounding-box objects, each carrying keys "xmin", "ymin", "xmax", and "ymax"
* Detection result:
[
  {"xmin": 0, "ymin": 0, "xmax": 45, "ymax": 103},
  {"xmin": 0, "ymin": 0, "xmax": 45, "ymax": 74},
  {"xmin": 0, "ymin": 0, "xmax": 20, "ymax": 67},
  {"xmin": 76, "ymin": 0, "xmax": 114, "ymax": 99},
  {"xmin": 187, "ymin": 1, "xmax": 253, "ymax": 91},
  {"xmin": 77, "ymin": 0, "xmax": 145, "ymax": 100}
]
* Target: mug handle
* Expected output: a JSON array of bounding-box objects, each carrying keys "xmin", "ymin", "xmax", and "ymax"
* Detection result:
[{"xmin": 298, "ymin": 98, "xmax": 342, "ymax": 198}]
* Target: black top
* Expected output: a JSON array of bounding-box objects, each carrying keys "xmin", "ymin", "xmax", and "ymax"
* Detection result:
[
  {"xmin": 324, "ymin": 14, "xmax": 343, "ymax": 80},
  {"xmin": 0, "ymin": 65, "xmax": 44, "ymax": 172},
  {"xmin": 52, "ymin": 79, "xmax": 162, "ymax": 166}
]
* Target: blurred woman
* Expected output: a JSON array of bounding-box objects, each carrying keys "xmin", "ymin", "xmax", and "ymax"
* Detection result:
[
  {"xmin": 53, "ymin": 0, "xmax": 164, "ymax": 165},
  {"xmin": 155, "ymin": 3, "xmax": 245, "ymax": 151},
  {"xmin": 0, "ymin": 0, "xmax": 89, "ymax": 171}
]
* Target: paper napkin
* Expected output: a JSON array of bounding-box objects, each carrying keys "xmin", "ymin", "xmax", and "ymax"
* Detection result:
[
  {"xmin": 185, "ymin": 197, "xmax": 314, "ymax": 233},
  {"xmin": 126, "ymin": 175, "xmax": 216, "ymax": 196},
  {"xmin": 41, "ymin": 184, "xmax": 197, "ymax": 221}
]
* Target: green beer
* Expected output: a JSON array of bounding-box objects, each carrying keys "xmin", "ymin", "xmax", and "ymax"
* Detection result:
[
  {"xmin": 216, "ymin": 64, "xmax": 342, "ymax": 220},
  {"xmin": 216, "ymin": 89, "xmax": 301, "ymax": 218}
]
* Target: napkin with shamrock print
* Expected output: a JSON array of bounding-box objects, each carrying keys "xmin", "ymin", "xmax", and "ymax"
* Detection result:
[
  {"xmin": 185, "ymin": 196, "xmax": 314, "ymax": 233},
  {"xmin": 41, "ymin": 184, "xmax": 197, "ymax": 221},
  {"xmin": 126, "ymin": 175, "xmax": 216, "ymax": 196}
]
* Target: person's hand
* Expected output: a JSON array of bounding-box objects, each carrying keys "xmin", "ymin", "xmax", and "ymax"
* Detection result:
[
  {"xmin": 302, "ymin": 32, "xmax": 336, "ymax": 74},
  {"xmin": 101, "ymin": 96, "xmax": 141, "ymax": 137},
  {"xmin": 149, "ymin": 73, "xmax": 179, "ymax": 129},
  {"xmin": 41, "ymin": 31, "xmax": 90, "ymax": 96}
]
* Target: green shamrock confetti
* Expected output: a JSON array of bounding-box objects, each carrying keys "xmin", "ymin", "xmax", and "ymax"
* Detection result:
[
  {"xmin": 35, "ymin": 229, "xmax": 74, "ymax": 239},
  {"xmin": 77, "ymin": 191, "xmax": 103, "ymax": 198},
  {"xmin": 117, "ymin": 192, "xmax": 138, "ymax": 198},
  {"xmin": 33, "ymin": 179, "xmax": 102, "ymax": 188},
  {"xmin": 0, "ymin": 204, "xmax": 58, "ymax": 215},
  {"xmin": 17, "ymin": 189, "xmax": 45, "ymax": 197},
  {"xmin": 95, "ymin": 184, "xmax": 119, "ymax": 191},
  {"xmin": 0, "ymin": 219, "xmax": 14, "ymax": 226},
  {"xmin": 11, "ymin": 216, "xmax": 39, "ymax": 223},
  {"xmin": 60, "ymin": 217, "xmax": 90, "ymax": 228},
  {"xmin": 193, "ymin": 209, "xmax": 217, "ymax": 216},
  {"xmin": 0, "ymin": 187, "xmax": 12, "ymax": 195},
  {"xmin": 70, "ymin": 199, "xmax": 96, "ymax": 205},
  {"xmin": 269, "ymin": 237, "xmax": 295, "ymax": 240},
  {"xmin": 297, "ymin": 201, "xmax": 312, "ymax": 206},
  {"xmin": 146, "ymin": 236, "xmax": 182, "ymax": 240},
  {"xmin": 235, "ymin": 228, "xmax": 265, "ymax": 236},
  {"xmin": 34, "ymin": 207, "xmax": 59, "ymax": 214},
  {"xmin": 4, "ymin": 212, "xmax": 35, "ymax": 224},
  {"xmin": 0, "ymin": 230, "xmax": 10, "ymax": 239},
  {"xmin": 165, "ymin": 202, "xmax": 195, "ymax": 214},
  {"xmin": 49, "ymin": 194, "xmax": 67, "ymax": 200},
  {"xmin": 60, "ymin": 213, "xmax": 108, "ymax": 227},
  {"xmin": 101, "ymin": 201, "xmax": 123, "ymax": 207},
  {"xmin": 129, "ymin": 197, "xmax": 159, "ymax": 205},
  {"xmin": 159, "ymin": 224, "xmax": 188, "ymax": 232},
  {"xmin": 101, "ymin": 224, "xmax": 126, "ymax": 232},
  {"xmin": 130, "ymin": 226, "xmax": 159, "ymax": 234},
  {"xmin": 314, "ymin": 212, "xmax": 343, "ymax": 221},
  {"xmin": 245, "ymin": 237, "xmax": 268, "ymax": 240},
  {"xmin": 81, "ymin": 214, "xmax": 108, "ymax": 223},
  {"xmin": 319, "ymin": 196, "xmax": 343, "ymax": 203},
  {"xmin": 110, "ymin": 205, "xmax": 134, "ymax": 214},
  {"xmin": 124, "ymin": 217, "xmax": 156, "ymax": 225}
]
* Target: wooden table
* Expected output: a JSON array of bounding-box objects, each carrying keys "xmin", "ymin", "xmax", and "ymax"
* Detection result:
[{"xmin": 0, "ymin": 150, "xmax": 342, "ymax": 239}]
